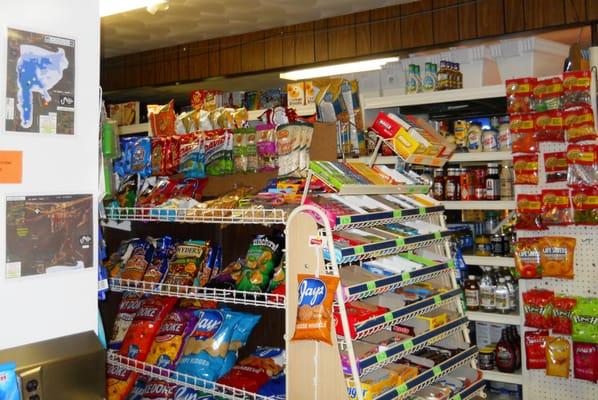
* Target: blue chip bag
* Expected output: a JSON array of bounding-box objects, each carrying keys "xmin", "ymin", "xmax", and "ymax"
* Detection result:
[
  {"xmin": 122, "ymin": 137, "xmax": 152, "ymax": 178},
  {"xmin": 176, "ymin": 309, "xmax": 242, "ymax": 382},
  {"xmin": 220, "ymin": 311, "xmax": 261, "ymax": 376},
  {"xmin": 173, "ymin": 387, "xmax": 214, "ymax": 400},
  {"xmin": 257, "ymin": 373, "xmax": 286, "ymax": 399},
  {"xmin": 0, "ymin": 362, "xmax": 21, "ymax": 400}
]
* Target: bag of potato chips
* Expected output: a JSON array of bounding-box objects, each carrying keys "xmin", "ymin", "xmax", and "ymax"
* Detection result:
[
  {"xmin": 145, "ymin": 309, "xmax": 198, "ymax": 369},
  {"xmin": 237, "ymin": 234, "xmax": 283, "ymax": 292},
  {"xmin": 546, "ymin": 336, "xmax": 570, "ymax": 378}
]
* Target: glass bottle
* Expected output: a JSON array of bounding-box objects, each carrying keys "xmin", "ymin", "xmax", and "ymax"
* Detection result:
[
  {"xmin": 437, "ymin": 61, "xmax": 448, "ymax": 91},
  {"xmin": 479, "ymin": 267, "xmax": 496, "ymax": 312},
  {"xmin": 464, "ymin": 275, "xmax": 480, "ymax": 311},
  {"xmin": 500, "ymin": 161, "xmax": 513, "ymax": 200},
  {"xmin": 495, "ymin": 328, "xmax": 516, "ymax": 373},
  {"xmin": 485, "ymin": 163, "xmax": 500, "ymax": 200},
  {"xmin": 504, "ymin": 274, "xmax": 518, "ymax": 312},
  {"xmin": 495, "ymin": 277, "xmax": 510, "ymax": 314},
  {"xmin": 444, "ymin": 168, "xmax": 458, "ymax": 201},
  {"xmin": 510, "ymin": 326, "xmax": 522, "ymax": 369},
  {"xmin": 455, "ymin": 62, "xmax": 463, "ymax": 88},
  {"xmin": 432, "ymin": 169, "xmax": 445, "ymax": 200}
]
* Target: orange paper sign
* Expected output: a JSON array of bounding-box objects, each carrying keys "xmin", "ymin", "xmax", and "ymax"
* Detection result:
[{"xmin": 0, "ymin": 151, "xmax": 23, "ymax": 183}]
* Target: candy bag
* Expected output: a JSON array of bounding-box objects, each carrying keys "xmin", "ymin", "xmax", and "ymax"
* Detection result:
[
  {"xmin": 552, "ymin": 295, "xmax": 577, "ymax": 334},
  {"xmin": 543, "ymin": 152, "xmax": 568, "ymax": 183},
  {"xmin": 514, "ymin": 238, "xmax": 542, "ymax": 279},
  {"xmin": 572, "ymin": 297, "xmax": 598, "ymax": 344},
  {"xmin": 217, "ymin": 347, "xmax": 285, "ymax": 393},
  {"xmin": 145, "ymin": 308, "xmax": 198, "ymax": 369},
  {"xmin": 567, "ymin": 144, "xmax": 598, "ymax": 188},
  {"xmin": 257, "ymin": 124, "xmax": 278, "ymax": 172},
  {"xmin": 0, "ymin": 362, "xmax": 20, "ymax": 400},
  {"xmin": 515, "ymin": 194, "xmax": 545, "ymax": 231},
  {"xmin": 119, "ymin": 296, "xmax": 177, "ymax": 360},
  {"xmin": 525, "ymin": 330, "xmax": 549, "ymax": 369},
  {"xmin": 573, "ymin": 342, "xmax": 598, "ymax": 382},
  {"xmin": 148, "ymin": 100, "xmax": 176, "ymax": 137},
  {"xmin": 571, "ymin": 187, "xmax": 598, "ymax": 225},
  {"xmin": 546, "ymin": 336, "xmax": 570, "ymax": 378},
  {"xmin": 110, "ymin": 292, "xmax": 144, "ymax": 350},
  {"xmin": 566, "ymin": 106, "xmax": 597, "ymax": 143},
  {"xmin": 220, "ymin": 311, "xmax": 261, "ymax": 376},
  {"xmin": 523, "ymin": 289, "xmax": 554, "ymax": 329},
  {"xmin": 533, "ymin": 77, "xmax": 562, "ymax": 111},
  {"xmin": 510, "ymin": 113, "xmax": 538, "ymax": 154},
  {"xmin": 506, "ymin": 77, "xmax": 535, "ymax": 113},
  {"xmin": 237, "ymin": 234, "xmax": 283, "ymax": 292},
  {"xmin": 141, "ymin": 380, "xmax": 176, "ymax": 400},
  {"xmin": 292, "ymin": 274, "xmax": 340, "ymax": 345},
  {"xmin": 535, "ymin": 109, "xmax": 563, "ymax": 142},
  {"xmin": 538, "ymin": 236, "xmax": 575, "ymax": 279},
  {"xmin": 541, "ymin": 189, "xmax": 573, "ymax": 226},
  {"xmin": 233, "ymin": 129, "xmax": 248, "ymax": 173},
  {"xmin": 121, "ymin": 239, "xmax": 154, "ymax": 281},
  {"xmin": 513, "ymin": 154, "xmax": 538, "ymax": 185},
  {"xmin": 562, "ymin": 70, "xmax": 592, "ymax": 108},
  {"xmin": 107, "ymin": 362, "xmax": 137, "ymax": 400}
]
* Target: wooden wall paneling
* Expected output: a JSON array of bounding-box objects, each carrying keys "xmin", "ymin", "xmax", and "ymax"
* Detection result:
[
  {"xmin": 327, "ymin": 14, "xmax": 357, "ymax": 59},
  {"xmin": 401, "ymin": 0, "xmax": 434, "ymax": 48},
  {"xmin": 354, "ymin": 11, "xmax": 372, "ymax": 56},
  {"xmin": 187, "ymin": 40, "xmax": 210, "ymax": 80},
  {"xmin": 155, "ymin": 47, "xmax": 179, "ymax": 85},
  {"xmin": 139, "ymin": 50, "xmax": 156, "ymax": 87},
  {"xmin": 565, "ymin": 0, "xmax": 587, "ymax": 23},
  {"xmin": 524, "ymin": 0, "xmax": 565, "ymax": 29},
  {"xmin": 458, "ymin": 0, "xmax": 477, "ymax": 40},
  {"xmin": 177, "ymin": 45, "xmax": 189, "ymax": 82},
  {"xmin": 100, "ymin": 58, "xmax": 116, "ymax": 91},
  {"xmin": 294, "ymin": 22, "xmax": 315, "ymax": 65},
  {"xmin": 369, "ymin": 6, "xmax": 401, "ymax": 54},
  {"xmin": 219, "ymin": 35, "xmax": 242, "ymax": 75},
  {"xmin": 208, "ymin": 39, "xmax": 220, "ymax": 77},
  {"xmin": 504, "ymin": 0, "xmax": 526, "ymax": 32},
  {"xmin": 588, "ymin": 0, "xmax": 598, "ymax": 20},
  {"xmin": 124, "ymin": 54, "xmax": 141, "ymax": 89},
  {"xmin": 241, "ymin": 31, "xmax": 265, "ymax": 73},
  {"xmin": 264, "ymin": 28, "xmax": 284, "ymax": 69},
  {"xmin": 433, "ymin": 0, "xmax": 460, "ymax": 44},
  {"xmin": 314, "ymin": 19, "xmax": 329, "ymax": 62},
  {"xmin": 282, "ymin": 26, "xmax": 296, "ymax": 66},
  {"xmin": 476, "ymin": 0, "xmax": 505, "ymax": 37}
]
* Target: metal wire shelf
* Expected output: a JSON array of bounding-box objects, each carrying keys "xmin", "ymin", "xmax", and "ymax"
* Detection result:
[
  {"xmin": 109, "ymin": 278, "xmax": 286, "ymax": 308},
  {"xmin": 107, "ymin": 352, "xmax": 275, "ymax": 400},
  {"xmin": 104, "ymin": 207, "xmax": 287, "ymax": 225},
  {"xmin": 450, "ymin": 379, "xmax": 486, "ymax": 400},
  {"xmin": 331, "ymin": 206, "xmax": 445, "ymax": 231}
]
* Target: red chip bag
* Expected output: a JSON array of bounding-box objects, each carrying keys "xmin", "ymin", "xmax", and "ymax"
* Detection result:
[
  {"xmin": 525, "ymin": 330, "xmax": 549, "ymax": 369},
  {"xmin": 292, "ymin": 274, "xmax": 339, "ymax": 344},
  {"xmin": 541, "ymin": 189, "xmax": 573, "ymax": 226},
  {"xmin": 513, "ymin": 154, "xmax": 539, "ymax": 185},
  {"xmin": 574, "ymin": 342, "xmax": 598, "ymax": 383},
  {"xmin": 106, "ymin": 362, "xmax": 137, "ymax": 400},
  {"xmin": 552, "ymin": 296, "xmax": 577, "ymax": 335},
  {"xmin": 516, "ymin": 194, "xmax": 546, "ymax": 231},
  {"xmin": 119, "ymin": 296, "xmax": 177, "ymax": 361},
  {"xmin": 523, "ymin": 289, "xmax": 554, "ymax": 329},
  {"xmin": 217, "ymin": 347, "xmax": 285, "ymax": 392}
]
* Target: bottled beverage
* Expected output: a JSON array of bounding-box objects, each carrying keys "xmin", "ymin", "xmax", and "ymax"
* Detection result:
[
  {"xmin": 485, "ymin": 163, "xmax": 500, "ymax": 200},
  {"xmin": 460, "ymin": 168, "xmax": 473, "ymax": 200},
  {"xmin": 422, "ymin": 62, "xmax": 437, "ymax": 92},
  {"xmin": 504, "ymin": 274, "xmax": 518, "ymax": 312},
  {"xmin": 500, "ymin": 161, "xmax": 513, "ymax": 200},
  {"xmin": 498, "ymin": 122, "xmax": 512, "ymax": 151},
  {"xmin": 454, "ymin": 245, "xmax": 467, "ymax": 286},
  {"xmin": 482, "ymin": 129, "xmax": 499, "ymax": 152},
  {"xmin": 495, "ymin": 328, "xmax": 516, "ymax": 373},
  {"xmin": 453, "ymin": 120, "xmax": 468, "ymax": 151},
  {"xmin": 479, "ymin": 267, "xmax": 496, "ymax": 312},
  {"xmin": 464, "ymin": 275, "xmax": 480, "ymax": 311},
  {"xmin": 485, "ymin": 211, "xmax": 499, "ymax": 234},
  {"xmin": 414, "ymin": 64, "xmax": 422, "ymax": 93},
  {"xmin": 432, "ymin": 169, "xmax": 445, "ymax": 200},
  {"xmin": 495, "ymin": 277, "xmax": 510, "ymax": 314}
]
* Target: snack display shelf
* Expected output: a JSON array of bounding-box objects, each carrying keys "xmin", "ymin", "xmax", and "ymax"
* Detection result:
[
  {"xmin": 362, "ymin": 84, "xmax": 505, "ymax": 109},
  {"xmin": 119, "ymin": 122, "xmax": 150, "ymax": 135},
  {"xmin": 104, "ymin": 206, "xmax": 287, "ymax": 225},
  {"xmin": 449, "ymin": 379, "xmax": 486, "ymax": 400},
  {"xmin": 357, "ymin": 317, "xmax": 470, "ymax": 376},
  {"xmin": 308, "ymin": 169, "xmax": 430, "ymax": 196},
  {"xmin": 108, "ymin": 278, "xmax": 286, "ymax": 308},
  {"xmin": 374, "ymin": 346, "xmax": 479, "ymax": 400},
  {"xmin": 247, "ymin": 103, "xmax": 316, "ymax": 120},
  {"xmin": 324, "ymin": 230, "xmax": 452, "ymax": 264},
  {"xmin": 342, "ymin": 260, "xmax": 452, "ymax": 302},
  {"xmin": 465, "ymin": 311, "xmax": 521, "ymax": 325},
  {"xmin": 107, "ymin": 352, "xmax": 274, "ymax": 400},
  {"xmin": 462, "ymin": 255, "xmax": 515, "ymax": 268},
  {"xmin": 331, "ymin": 206, "xmax": 445, "ymax": 231},
  {"xmin": 447, "ymin": 151, "xmax": 512, "ymax": 163},
  {"xmin": 482, "ymin": 369, "xmax": 523, "ymax": 385},
  {"xmin": 352, "ymin": 288, "xmax": 462, "ymax": 339},
  {"xmin": 441, "ymin": 201, "xmax": 516, "ymax": 210}
]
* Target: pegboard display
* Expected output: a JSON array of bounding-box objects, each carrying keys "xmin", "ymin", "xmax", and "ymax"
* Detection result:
[{"xmin": 516, "ymin": 141, "xmax": 598, "ymax": 400}]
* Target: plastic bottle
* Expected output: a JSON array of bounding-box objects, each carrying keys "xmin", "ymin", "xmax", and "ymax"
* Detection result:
[
  {"xmin": 422, "ymin": 62, "xmax": 437, "ymax": 92},
  {"xmin": 485, "ymin": 211, "xmax": 499, "ymax": 234},
  {"xmin": 479, "ymin": 267, "xmax": 496, "ymax": 312},
  {"xmin": 454, "ymin": 244, "xmax": 468, "ymax": 285},
  {"xmin": 495, "ymin": 277, "xmax": 510, "ymax": 314},
  {"xmin": 464, "ymin": 275, "xmax": 480, "ymax": 311},
  {"xmin": 437, "ymin": 61, "xmax": 448, "ymax": 91},
  {"xmin": 467, "ymin": 122, "xmax": 483, "ymax": 152},
  {"xmin": 500, "ymin": 161, "xmax": 513, "ymax": 200},
  {"xmin": 504, "ymin": 274, "xmax": 518, "ymax": 312},
  {"xmin": 495, "ymin": 328, "xmax": 516, "ymax": 373},
  {"xmin": 482, "ymin": 128, "xmax": 498, "ymax": 152},
  {"xmin": 508, "ymin": 326, "xmax": 522, "ymax": 369},
  {"xmin": 432, "ymin": 169, "xmax": 445, "ymax": 200},
  {"xmin": 406, "ymin": 64, "xmax": 419, "ymax": 94}
]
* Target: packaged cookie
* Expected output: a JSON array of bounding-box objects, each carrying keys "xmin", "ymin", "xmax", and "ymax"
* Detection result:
[
  {"xmin": 237, "ymin": 234, "xmax": 283, "ymax": 292},
  {"xmin": 218, "ymin": 347, "xmax": 285, "ymax": 393},
  {"xmin": 510, "ymin": 113, "xmax": 538, "ymax": 154},
  {"xmin": 145, "ymin": 309, "xmax": 198, "ymax": 369},
  {"xmin": 109, "ymin": 292, "xmax": 144, "ymax": 350},
  {"xmin": 546, "ymin": 336, "xmax": 570, "ymax": 378}
]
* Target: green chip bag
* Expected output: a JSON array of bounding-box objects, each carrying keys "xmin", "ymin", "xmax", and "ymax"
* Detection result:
[
  {"xmin": 237, "ymin": 234, "xmax": 282, "ymax": 292},
  {"xmin": 572, "ymin": 297, "xmax": 598, "ymax": 344}
]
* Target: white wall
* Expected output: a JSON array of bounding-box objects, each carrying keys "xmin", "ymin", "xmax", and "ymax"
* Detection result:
[{"xmin": 0, "ymin": 0, "xmax": 100, "ymax": 349}]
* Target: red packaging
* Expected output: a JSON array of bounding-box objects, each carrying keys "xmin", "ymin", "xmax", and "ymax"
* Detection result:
[
  {"xmin": 523, "ymin": 289, "xmax": 554, "ymax": 329},
  {"xmin": 151, "ymin": 137, "xmax": 167, "ymax": 176},
  {"xmin": 567, "ymin": 144, "xmax": 598, "ymax": 188},
  {"xmin": 525, "ymin": 330, "xmax": 549, "ymax": 369},
  {"xmin": 541, "ymin": 189, "xmax": 573, "ymax": 226},
  {"xmin": 573, "ymin": 342, "xmax": 598, "ymax": 382},
  {"xmin": 218, "ymin": 347, "xmax": 285, "ymax": 392},
  {"xmin": 535, "ymin": 109, "xmax": 564, "ymax": 142},
  {"xmin": 514, "ymin": 237, "xmax": 542, "ymax": 279},
  {"xmin": 510, "ymin": 113, "xmax": 538, "ymax": 154},
  {"xmin": 167, "ymin": 136, "xmax": 181, "ymax": 176},
  {"xmin": 571, "ymin": 187, "xmax": 598, "ymax": 225},
  {"xmin": 106, "ymin": 362, "xmax": 137, "ymax": 400},
  {"xmin": 334, "ymin": 301, "xmax": 389, "ymax": 338},
  {"xmin": 533, "ymin": 77, "xmax": 563, "ymax": 111},
  {"xmin": 552, "ymin": 296, "xmax": 577, "ymax": 335},
  {"xmin": 516, "ymin": 194, "xmax": 546, "ymax": 231},
  {"xmin": 543, "ymin": 152, "xmax": 568, "ymax": 183},
  {"xmin": 563, "ymin": 70, "xmax": 592, "ymax": 108},
  {"xmin": 566, "ymin": 106, "xmax": 597, "ymax": 143},
  {"xmin": 190, "ymin": 90, "xmax": 206, "ymax": 110},
  {"xmin": 119, "ymin": 296, "xmax": 177, "ymax": 361},
  {"xmin": 506, "ymin": 77, "xmax": 536, "ymax": 113},
  {"xmin": 513, "ymin": 154, "xmax": 539, "ymax": 185},
  {"xmin": 371, "ymin": 112, "xmax": 402, "ymax": 139}
]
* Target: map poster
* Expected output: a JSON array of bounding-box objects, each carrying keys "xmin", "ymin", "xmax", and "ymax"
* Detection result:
[
  {"xmin": 4, "ymin": 28, "xmax": 75, "ymax": 135},
  {"xmin": 5, "ymin": 194, "xmax": 93, "ymax": 279}
]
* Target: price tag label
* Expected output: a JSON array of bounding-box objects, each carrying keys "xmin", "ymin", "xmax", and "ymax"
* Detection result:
[
  {"xmin": 434, "ymin": 231, "xmax": 442, "ymax": 240},
  {"xmin": 354, "ymin": 245, "xmax": 365, "ymax": 255},
  {"xmin": 418, "ymin": 207, "xmax": 426, "ymax": 215},
  {"xmin": 384, "ymin": 312, "xmax": 394, "ymax": 323},
  {"xmin": 339, "ymin": 216, "xmax": 351, "ymax": 225},
  {"xmin": 447, "ymin": 260, "xmax": 455, "ymax": 269},
  {"xmin": 432, "ymin": 366, "xmax": 442, "ymax": 376},
  {"xmin": 453, "ymin": 394, "xmax": 462, "ymax": 400},
  {"xmin": 395, "ymin": 238, "xmax": 405, "ymax": 247},
  {"xmin": 376, "ymin": 352, "xmax": 388, "ymax": 363},
  {"xmin": 366, "ymin": 281, "xmax": 376, "ymax": 291},
  {"xmin": 403, "ymin": 340, "xmax": 414, "ymax": 350},
  {"xmin": 433, "ymin": 295, "xmax": 441, "ymax": 305},
  {"xmin": 401, "ymin": 271, "xmax": 411, "ymax": 281},
  {"xmin": 397, "ymin": 384, "xmax": 408, "ymax": 394},
  {"xmin": 393, "ymin": 209, "xmax": 402, "ymax": 218}
]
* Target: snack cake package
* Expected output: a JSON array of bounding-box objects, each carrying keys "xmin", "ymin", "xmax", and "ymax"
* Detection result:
[{"xmin": 0, "ymin": 362, "xmax": 20, "ymax": 400}]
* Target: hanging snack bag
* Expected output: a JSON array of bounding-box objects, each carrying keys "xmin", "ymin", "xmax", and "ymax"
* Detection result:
[
  {"xmin": 571, "ymin": 187, "xmax": 598, "ymax": 225},
  {"xmin": 543, "ymin": 152, "xmax": 568, "ymax": 183},
  {"xmin": 277, "ymin": 123, "xmax": 301, "ymax": 176},
  {"xmin": 566, "ymin": 107, "xmax": 597, "ymax": 143},
  {"xmin": 145, "ymin": 308, "xmax": 198, "ymax": 369},
  {"xmin": 110, "ymin": 292, "xmax": 144, "ymax": 350},
  {"xmin": 573, "ymin": 342, "xmax": 598, "ymax": 383},
  {"xmin": 220, "ymin": 311, "xmax": 261, "ymax": 376},
  {"xmin": 237, "ymin": 234, "xmax": 283, "ymax": 292},
  {"xmin": 538, "ymin": 236, "xmax": 576, "ymax": 279},
  {"xmin": 257, "ymin": 124, "xmax": 278, "ymax": 172},
  {"xmin": 0, "ymin": 362, "xmax": 21, "ymax": 400},
  {"xmin": 233, "ymin": 129, "xmax": 248, "ymax": 173},
  {"xmin": 552, "ymin": 295, "xmax": 577, "ymax": 335},
  {"xmin": 292, "ymin": 273, "xmax": 340, "ymax": 345},
  {"xmin": 525, "ymin": 330, "xmax": 549, "ymax": 369},
  {"xmin": 516, "ymin": 194, "xmax": 545, "ymax": 231},
  {"xmin": 572, "ymin": 297, "xmax": 598, "ymax": 344},
  {"xmin": 514, "ymin": 238, "xmax": 542, "ymax": 279},
  {"xmin": 163, "ymin": 241, "xmax": 210, "ymax": 290},
  {"xmin": 178, "ymin": 133, "xmax": 205, "ymax": 179},
  {"xmin": 541, "ymin": 189, "xmax": 573, "ymax": 226},
  {"xmin": 218, "ymin": 347, "xmax": 285, "ymax": 393},
  {"xmin": 533, "ymin": 77, "xmax": 562, "ymax": 112},
  {"xmin": 120, "ymin": 296, "xmax": 177, "ymax": 360},
  {"xmin": 510, "ymin": 113, "xmax": 538, "ymax": 154},
  {"xmin": 107, "ymin": 362, "xmax": 137, "ymax": 400},
  {"xmin": 246, "ymin": 128, "xmax": 258, "ymax": 173},
  {"xmin": 563, "ymin": 70, "xmax": 592, "ymax": 108},
  {"xmin": 567, "ymin": 144, "xmax": 598, "ymax": 188},
  {"xmin": 148, "ymin": 100, "xmax": 176, "ymax": 137},
  {"xmin": 513, "ymin": 154, "xmax": 539, "ymax": 185},
  {"xmin": 535, "ymin": 109, "xmax": 564, "ymax": 142},
  {"xmin": 523, "ymin": 289, "xmax": 554, "ymax": 329},
  {"xmin": 205, "ymin": 129, "xmax": 229, "ymax": 176},
  {"xmin": 506, "ymin": 77, "xmax": 536, "ymax": 113},
  {"xmin": 546, "ymin": 336, "xmax": 571, "ymax": 378},
  {"xmin": 121, "ymin": 239, "xmax": 155, "ymax": 281}
]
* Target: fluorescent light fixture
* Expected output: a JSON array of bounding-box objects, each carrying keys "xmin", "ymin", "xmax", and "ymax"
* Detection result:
[
  {"xmin": 280, "ymin": 57, "xmax": 399, "ymax": 80},
  {"xmin": 100, "ymin": 0, "xmax": 168, "ymax": 17}
]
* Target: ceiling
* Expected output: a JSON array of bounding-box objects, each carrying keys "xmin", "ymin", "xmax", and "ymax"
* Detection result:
[{"xmin": 101, "ymin": 0, "xmax": 414, "ymax": 58}]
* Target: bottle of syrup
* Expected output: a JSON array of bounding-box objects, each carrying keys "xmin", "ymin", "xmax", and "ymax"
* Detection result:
[{"xmin": 495, "ymin": 328, "xmax": 516, "ymax": 373}]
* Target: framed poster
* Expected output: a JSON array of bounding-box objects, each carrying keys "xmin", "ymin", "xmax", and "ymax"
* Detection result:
[
  {"xmin": 4, "ymin": 28, "xmax": 75, "ymax": 135},
  {"xmin": 5, "ymin": 194, "xmax": 93, "ymax": 278}
]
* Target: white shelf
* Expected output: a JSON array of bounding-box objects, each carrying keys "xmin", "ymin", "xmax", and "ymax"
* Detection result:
[
  {"xmin": 442, "ymin": 200, "xmax": 515, "ymax": 210},
  {"xmin": 466, "ymin": 311, "xmax": 521, "ymax": 325},
  {"xmin": 463, "ymin": 255, "xmax": 515, "ymax": 267},
  {"xmin": 248, "ymin": 103, "xmax": 316, "ymax": 120},
  {"xmin": 363, "ymin": 85, "xmax": 505, "ymax": 109},
  {"xmin": 448, "ymin": 151, "xmax": 512, "ymax": 163},
  {"xmin": 482, "ymin": 369, "xmax": 523, "ymax": 385},
  {"xmin": 118, "ymin": 122, "xmax": 150, "ymax": 135}
]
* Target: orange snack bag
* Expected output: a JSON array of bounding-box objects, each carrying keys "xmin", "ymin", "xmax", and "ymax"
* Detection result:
[
  {"xmin": 292, "ymin": 274, "xmax": 339, "ymax": 345},
  {"xmin": 546, "ymin": 336, "xmax": 571, "ymax": 378},
  {"xmin": 538, "ymin": 236, "xmax": 576, "ymax": 279}
]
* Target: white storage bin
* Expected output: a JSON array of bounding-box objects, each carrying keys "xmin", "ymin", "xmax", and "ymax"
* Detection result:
[
  {"xmin": 489, "ymin": 37, "xmax": 569, "ymax": 80},
  {"xmin": 440, "ymin": 46, "xmax": 501, "ymax": 88}
]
